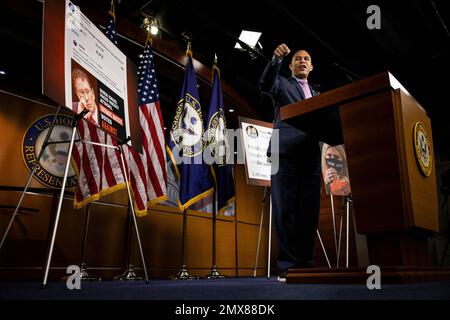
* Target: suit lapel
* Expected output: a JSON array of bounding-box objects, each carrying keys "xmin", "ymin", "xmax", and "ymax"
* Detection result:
[
  {"xmin": 309, "ymin": 84, "xmax": 317, "ymax": 96},
  {"xmin": 289, "ymin": 77, "xmax": 305, "ymax": 100}
]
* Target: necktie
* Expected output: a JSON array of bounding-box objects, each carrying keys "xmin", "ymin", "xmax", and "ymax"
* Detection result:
[{"xmin": 298, "ymin": 79, "xmax": 312, "ymax": 99}]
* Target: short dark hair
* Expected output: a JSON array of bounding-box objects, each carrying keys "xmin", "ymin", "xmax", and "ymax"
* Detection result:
[{"xmin": 72, "ymin": 68, "xmax": 92, "ymax": 88}]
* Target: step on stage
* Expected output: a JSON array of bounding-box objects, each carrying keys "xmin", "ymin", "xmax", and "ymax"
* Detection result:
[{"xmin": 286, "ymin": 267, "xmax": 450, "ymax": 284}]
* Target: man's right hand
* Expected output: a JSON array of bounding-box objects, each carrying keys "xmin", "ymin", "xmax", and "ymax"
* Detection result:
[{"xmin": 274, "ymin": 43, "xmax": 291, "ymax": 59}]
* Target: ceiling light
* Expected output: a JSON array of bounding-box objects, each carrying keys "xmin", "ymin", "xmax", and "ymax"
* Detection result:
[
  {"xmin": 228, "ymin": 108, "xmax": 234, "ymax": 113},
  {"xmin": 143, "ymin": 17, "xmax": 159, "ymax": 36},
  {"xmin": 234, "ymin": 30, "xmax": 262, "ymax": 50},
  {"xmin": 0, "ymin": 70, "xmax": 6, "ymax": 75}
]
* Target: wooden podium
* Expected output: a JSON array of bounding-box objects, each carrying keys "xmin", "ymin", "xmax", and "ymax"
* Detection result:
[{"xmin": 280, "ymin": 72, "xmax": 439, "ymax": 269}]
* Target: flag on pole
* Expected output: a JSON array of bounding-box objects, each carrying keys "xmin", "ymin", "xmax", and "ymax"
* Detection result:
[
  {"xmin": 125, "ymin": 41, "xmax": 168, "ymax": 216},
  {"xmin": 206, "ymin": 61, "xmax": 235, "ymax": 213},
  {"xmin": 167, "ymin": 49, "xmax": 213, "ymax": 210},
  {"xmin": 72, "ymin": 123, "xmax": 127, "ymax": 208},
  {"xmin": 105, "ymin": 0, "xmax": 118, "ymax": 45},
  {"xmin": 71, "ymin": 1, "xmax": 127, "ymax": 208}
]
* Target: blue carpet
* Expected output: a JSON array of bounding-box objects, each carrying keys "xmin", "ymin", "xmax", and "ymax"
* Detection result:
[{"xmin": 1, "ymin": 277, "xmax": 450, "ymax": 300}]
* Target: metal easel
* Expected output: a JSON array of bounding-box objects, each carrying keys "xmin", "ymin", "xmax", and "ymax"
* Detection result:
[
  {"xmin": 0, "ymin": 105, "xmax": 148, "ymax": 288},
  {"xmin": 253, "ymin": 187, "xmax": 332, "ymax": 278}
]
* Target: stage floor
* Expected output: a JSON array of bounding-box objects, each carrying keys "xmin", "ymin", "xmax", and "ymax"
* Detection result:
[{"xmin": 1, "ymin": 277, "xmax": 450, "ymax": 300}]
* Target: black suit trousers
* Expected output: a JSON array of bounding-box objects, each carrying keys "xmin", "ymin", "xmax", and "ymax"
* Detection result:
[{"xmin": 271, "ymin": 137, "xmax": 322, "ymax": 272}]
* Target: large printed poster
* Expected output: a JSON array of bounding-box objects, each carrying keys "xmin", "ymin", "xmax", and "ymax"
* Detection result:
[
  {"xmin": 321, "ymin": 143, "xmax": 351, "ymax": 196},
  {"xmin": 239, "ymin": 117, "xmax": 272, "ymax": 186},
  {"xmin": 43, "ymin": 0, "xmax": 135, "ymax": 145}
]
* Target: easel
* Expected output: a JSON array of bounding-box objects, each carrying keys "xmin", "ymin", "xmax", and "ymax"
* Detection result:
[
  {"xmin": 253, "ymin": 187, "xmax": 332, "ymax": 279},
  {"xmin": 0, "ymin": 107, "xmax": 149, "ymax": 286},
  {"xmin": 78, "ymin": 203, "xmax": 100, "ymax": 281},
  {"xmin": 0, "ymin": 105, "xmax": 62, "ymax": 253},
  {"xmin": 331, "ymin": 193, "xmax": 353, "ymax": 268}
]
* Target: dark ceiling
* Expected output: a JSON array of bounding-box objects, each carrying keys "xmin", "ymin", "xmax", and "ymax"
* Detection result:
[{"xmin": 0, "ymin": 0, "xmax": 449, "ymax": 157}]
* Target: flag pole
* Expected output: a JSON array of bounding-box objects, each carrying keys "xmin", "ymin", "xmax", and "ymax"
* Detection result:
[
  {"xmin": 207, "ymin": 186, "xmax": 225, "ymax": 279},
  {"xmin": 173, "ymin": 208, "xmax": 197, "ymax": 279},
  {"xmin": 207, "ymin": 53, "xmax": 225, "ymax": 279},
  {"xmin": 0, "ymin": 104, "xmax": 62, "ymax": 253},
  {"xmin": 78, "ymin": 203, "xmax": 101, "ymax": 281},
  {"xmin": 171, "ymin": 40, "xmax": 197, "ymax": 280}
]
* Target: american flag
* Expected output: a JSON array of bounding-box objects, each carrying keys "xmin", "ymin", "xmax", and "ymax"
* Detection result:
[
  {"xmin": 72, "ymin": 122, "xmax": 127, "ymax": 209},
  {"xmin": 105, "ymin": 1, "xmax": 117, "ymax": 45},
  {"xmin": 72, "ymin": 3, "xmax": 128, "ymax": 209},
  {"xmin": 126, "ymin": 43, "xmax": 167, "ymax": 215}
]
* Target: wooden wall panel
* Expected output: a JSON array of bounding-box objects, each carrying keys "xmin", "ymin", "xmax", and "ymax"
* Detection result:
[
  {"xmin": 235, "ymin": 165, "xmax": 267, "ymax": 225},
  {"xmin": 0, "ymin": 92, "xmax": 63, "ymax": 188},
  {"xmin": 236, "ymin": 223, "xmax": 272, "ymax": 275}
]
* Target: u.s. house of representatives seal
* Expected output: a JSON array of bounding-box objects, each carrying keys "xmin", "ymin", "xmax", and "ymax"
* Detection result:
[
  {"xmin": 22, "ymin": 114, "xmax": 77, "ymax": 189},
  {"xmin": 208, "ymin": 109, "xmax": 230, "ymax": 165},
  {"xmin": 171, "ymin": 94, "xmax": 206, "ymax": 157},
  {"xmin": 413, "ymin": 122, "xmax": 432, "ymax": 177}
]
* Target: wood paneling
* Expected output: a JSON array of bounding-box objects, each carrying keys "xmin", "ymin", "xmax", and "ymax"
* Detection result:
[
  {"xmin": 236, "ymin": 223, "xmax": 273, "ymax": 273},
  {"xmin": 235, "ymin": 165, "xmax": 268, "ymax": 225}
]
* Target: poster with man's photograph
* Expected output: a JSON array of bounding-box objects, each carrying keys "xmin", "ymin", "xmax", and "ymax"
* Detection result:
[
  {"xmin": 321, "ymin": 143, "xmax": 351, "ymax": 196},
  {"xmin": 71, "ymin": 61, "xmax": 126, "ymax": 140}
]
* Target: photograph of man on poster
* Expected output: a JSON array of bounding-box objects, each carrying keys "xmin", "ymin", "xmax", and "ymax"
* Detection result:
[
  {"xmin": 321, "ymin": 143, "xmax": 351, "ymax": 196},
  {"xmin": 71, "ymin": 64, "xmax": 99, "ymax": 126}
]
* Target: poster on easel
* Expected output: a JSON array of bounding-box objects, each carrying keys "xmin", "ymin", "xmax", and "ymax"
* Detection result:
[
  {"xmin": 42, "ymin": 0, "xmax": 140, "ymax": 149},
  {"xmin": 321, "ymin": 143, "xmax": 351, "ymax": 196},
  {"xmin": 239, "ymin": 117, "xmax": 273, "ymax": 187}
]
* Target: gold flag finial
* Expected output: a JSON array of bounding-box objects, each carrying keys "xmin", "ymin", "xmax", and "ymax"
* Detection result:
[
  {"xmin": 186, "ymin": 42, "xmax": 192, "ymax": 57},
  {"xmin": 211, "ymin": 53, "xmax": 220, "ymax": 83},
  {"xmin": 108, "ymin": 0, "xmax": 116, "ymax": 21}
]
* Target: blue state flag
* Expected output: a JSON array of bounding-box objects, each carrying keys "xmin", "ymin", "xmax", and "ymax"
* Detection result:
[
  {"xmin": 206, "ymin": 64, "xmax": 235, "ymax": 213},
  {"xmin": 167, "ymin": 55, "xmax": 213, "ymax": 211}
]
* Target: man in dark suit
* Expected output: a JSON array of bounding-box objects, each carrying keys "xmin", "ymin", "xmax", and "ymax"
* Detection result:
[{"xmin": 260, "ymin": 44, "xmax": 321, "ymax": 282}]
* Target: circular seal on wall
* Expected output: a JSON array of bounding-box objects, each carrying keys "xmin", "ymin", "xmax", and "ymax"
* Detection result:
[
  {"xmin": 413, "ymin": 122, "xmax": 432, "ymax": 177},
  {"xmin": 22, "ymin": 114, "xmax": 78, "ymax": 189}
]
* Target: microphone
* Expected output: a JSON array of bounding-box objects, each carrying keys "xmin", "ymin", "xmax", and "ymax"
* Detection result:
[
  {"xmin": 118, "ymin": 136, "xmax": 132, "ymax": 146},
  {"xmin": 332, "ymin": 62, "xmax": 362, "ymax": 82},
  {"xmin": 74, "ymin": 108, "xmax": 90, "ymax": 121}
]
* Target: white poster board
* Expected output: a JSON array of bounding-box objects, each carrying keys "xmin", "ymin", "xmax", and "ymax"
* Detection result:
[
  {"xmin": 43, "ymin": 0, "xmax": 136, "ymax": 145},
  {"xmin": 239, "ymin": 117, "xmax": 272, "ymax": 186}
]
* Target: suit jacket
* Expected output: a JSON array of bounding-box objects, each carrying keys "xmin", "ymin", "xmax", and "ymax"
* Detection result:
[{"xmin": 259, "ymin": 59, "xmax": 318, "ymax": 155}]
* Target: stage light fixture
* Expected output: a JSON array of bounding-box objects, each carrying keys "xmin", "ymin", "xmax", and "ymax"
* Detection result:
[
  {"xmin": 143, "ymin": 17, "xmax": 159, "ymax": 36},
  {"xmin": 234, "ymin": 30, "xmax": 262, "ymax": 50}
]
